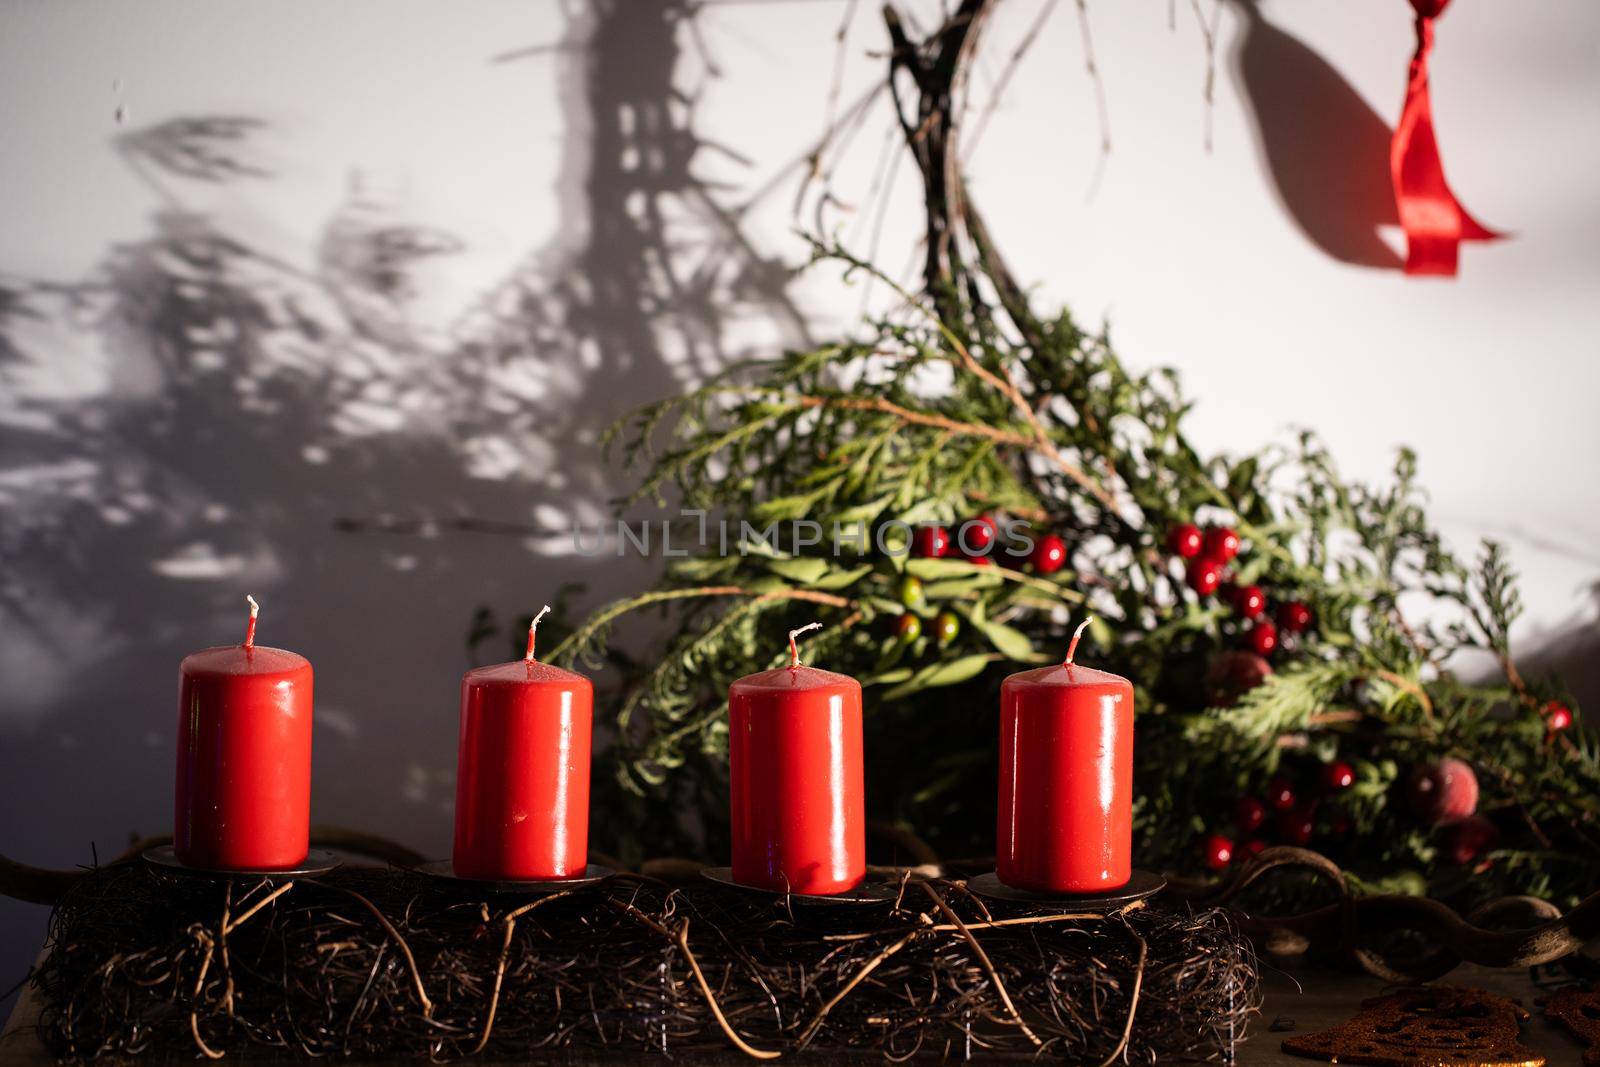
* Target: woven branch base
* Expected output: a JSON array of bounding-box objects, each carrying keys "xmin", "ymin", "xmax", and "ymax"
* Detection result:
[{"xmin": 34, "ymin": 865, "xmax": 1259, "ymax": 1061}]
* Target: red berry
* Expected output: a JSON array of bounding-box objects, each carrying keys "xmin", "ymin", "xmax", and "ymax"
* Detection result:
[
  {"xmin": 1232, "ymin": 584, "xmax": 1266, "ymax": 619},
  {"xmin": 1203, "ymin": 834, "xmax": 1234, "ymax": 871},
  {"xmin": 1406, "ymin": 758, "xmax": 1478, "ymax": 826},
  {"xmin": 1240, "ymin": 838, "xmax": 1268, "ymax": 859},
  {"xmin": 895, "ymin": 613, "xmax": 922, "ymax": 641},
  {"xmin": 1544, "ymin": 701, "xmax": 1573, "ymax": 733},
  {"xmin": 964, "ymin": 553, "xmax": 994, "ymax": 567},
  {"xmin": 1439, "ymin": 815, "xmax": 1499, "ymax": 866},
  {"xmin": 1277, "ymin": 601, "xmax": 1313, "ymax": 633},
  {"xmin": 1203, "ymin": 526, "xmax": 1240, "ymax": 562},
  {"xmin": 958, "ymin": 515, "xmax": 997, "ymax": 555},
  {"xmin": 1320, "ymin": 760, "xmax": 1355, "ymax": 792},
  {"xmin": 1233, "ymin": 796, "xmax": 1267, "ymax": 833},
  {"xmin": 1167, "ymin": 523, "xmax": 1203, "ymax": 559},
  {"xmin": 1248, "ymin": 620, "xmax": 1279, "ymax": 657},
  {"xmin": 1030, "ymin": 534, "xmax": 1067, "ymax": 574},
  {"xmin": 1187, "ymin": 558, "xmax": 1224, "ymax": 597},
  {"xmin": 1278, "ymin": 805, "xmax": 1316, "ymax": 846},
  {"xmin": 1325, "ymin": 811, "xmax": 1353, "ymax": 838},
  {"xmin": 913, "ymin": 525, "xmax": 950, "ymax": 558},
  {"xmin": 1265, "ymin": 776, "xmax": 1296, "ymax": 812}
]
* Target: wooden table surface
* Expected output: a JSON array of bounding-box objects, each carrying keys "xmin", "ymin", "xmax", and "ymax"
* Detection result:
[{"xmin": 2, "ymin": 957, "xmax": 1586, "ymax": 1064}]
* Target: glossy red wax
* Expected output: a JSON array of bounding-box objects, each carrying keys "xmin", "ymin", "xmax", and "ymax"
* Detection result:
[
  {"xmin": 453, "ymin": 659, "xmax": 593, "ymax": 880},
  {"xmin": 175, "ymin": 642, "xmax": 314, "ymax": 870},
  {"xmin": 997, "ymin": 660, "xmax": 1133, "ymax": 893},
  {"xmin": 729, "ymin": 665, "xmax": 865, "ymax": 895}
]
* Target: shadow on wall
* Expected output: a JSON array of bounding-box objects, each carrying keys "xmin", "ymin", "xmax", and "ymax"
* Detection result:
[
  {"xmin": 0, "ymin": 0, "xmax": 806, "ymax": 997},
  {"xmin": 1523, "ymin": 582, "xmax": 1600, "ymax": 721},
  {"xmin": 1227, "ymin": 0, "xmax": 1403, "ymax": 270}
]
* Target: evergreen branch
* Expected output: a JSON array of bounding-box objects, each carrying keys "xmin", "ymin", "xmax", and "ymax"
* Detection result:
[
  {"xmin": 808, "ymin": 234, "xmax": 1121, "ymax": 514},
  {"xmin": 1198, "ymin": 662, "xmax": 1360, "ymax": 752},
  {"xmin": 547, "ymin": 585, "xmax": 853, "ymax": 669},
  {"xmin": 791, "ymin": 393, "xmax": 1035, "ymax": 449}
]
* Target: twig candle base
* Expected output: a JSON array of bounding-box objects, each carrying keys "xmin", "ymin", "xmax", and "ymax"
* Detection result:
[{"xmin": 33, "ymin": 863, "xmax": 1258, "ymax": 1061}]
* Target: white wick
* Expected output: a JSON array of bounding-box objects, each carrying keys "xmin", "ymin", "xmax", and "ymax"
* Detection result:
[
  {"xmin": 525, "ymin": 604, "xmax": 552, "ymax": 661},
  {"xmin": 247, "ymin": 594, "xmax": 260, "ymax": 619},
  {"xmin": 788, "ymin": 622, "xmax": 823, "ymax": 668},
  {"xmin": 1064, "ymin": 615, "xmax": 1094, "ymax": 665}
]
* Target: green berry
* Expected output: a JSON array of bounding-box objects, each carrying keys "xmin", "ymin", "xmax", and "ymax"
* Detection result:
[
  {"xmin": 934, "ymin": 611, "xmax": 960, "ymax": 646},
  {"xmin": 895, "ymin": 613, "xmax": 922, "ymax": 641},
  {"xmin": 899, "ymin": 575, "xmax": 925, "ymax": 607}
]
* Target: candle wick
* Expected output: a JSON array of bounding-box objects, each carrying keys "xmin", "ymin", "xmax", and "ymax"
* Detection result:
[
  {"xmin": 1063, "ymin": 616, "xmax": 1094, "ymax": 666},
  {"xmin": 788, "ymin": 622, "xmax": 822, "ymax": 670},
  {"xmin": 244, "ymin": 594, "xmax": 259, "ymax": 650},
  {"xmin": 525, "ymin": 604, "xmax": 552, "ymax": 663}
]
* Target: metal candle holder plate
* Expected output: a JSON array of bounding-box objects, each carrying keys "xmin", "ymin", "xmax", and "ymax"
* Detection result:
[
  {"xmin": 414, "ymin": 861, "xmax": 616, "ymax": 895},
  {"xmin": 143, "ymin": 845, "xmax": 340, "ymax": 881},
  {"xmin": 966, "ymin": 868, "xmax": 1166, "ymax": 910},
  {"xmin": 699, "ymin": 866, "xmax": 900, "ymax": 906}
]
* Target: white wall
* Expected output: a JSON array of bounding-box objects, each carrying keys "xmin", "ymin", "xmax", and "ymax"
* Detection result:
[{"xmin": 3, "ymin": 0, "xmax": 1597, "ymax": 991}]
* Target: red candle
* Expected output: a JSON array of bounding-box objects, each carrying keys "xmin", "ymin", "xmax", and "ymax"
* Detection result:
[
  {"xmin": 728, "ymin": 624, "xmax": 865, "ymax": 895},
  {"xmin": 997, "ymin": 618, "xmax": 1133, "ymax": 893},
  {"xmin": 453, "ymin": 607, "xmax": 593, "ymax": 880},
  {"xmin": 175, "ymin": 596, "xmax": 314, "ymax": 870}
]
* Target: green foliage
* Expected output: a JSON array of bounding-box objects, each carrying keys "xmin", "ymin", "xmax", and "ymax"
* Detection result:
[{"xmin": 550, "ymin": 240, "xmax": 1599, "ymax": 904}]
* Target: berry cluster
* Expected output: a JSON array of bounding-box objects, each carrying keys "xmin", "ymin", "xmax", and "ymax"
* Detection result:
[
  {"xmin": 1204, "ymin": 756, "xmax": 1506, "ymax": 873},
  {"xmin": 1202, "ymin": 759, "xmax": 1356, "ymax": 870},
  {"xmin": 891, "ymin": 577, "xmax": 962, "ymax": 647},
  {"xmin": 894, "ymin": 515, "xmax": 1068, "ymax": 643},
  {"xmin": 1166, "ymin": 522, "xmax": 1312, "ymax": 658},
  {"xmin": 913, "ymin": 515, "xmax": 1067, "ymax": 573}
]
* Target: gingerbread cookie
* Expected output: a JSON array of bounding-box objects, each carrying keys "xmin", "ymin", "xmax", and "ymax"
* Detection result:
[
  {"xmin": 1545, "ymin": 985, "xmax": 1600, "ymax": 1066},
  {"xmin": 1281, "ymin": 985, "xmax": 1542, "ymax": 1067}
]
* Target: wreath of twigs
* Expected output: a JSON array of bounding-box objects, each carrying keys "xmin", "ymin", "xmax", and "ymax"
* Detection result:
[{"xmin": 18, "ymin": 860, "xmax": 1256, "ymax": 1063}]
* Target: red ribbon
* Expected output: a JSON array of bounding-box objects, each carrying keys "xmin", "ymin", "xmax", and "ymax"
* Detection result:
[{"xmin": 1391, "ymin": 0, "xmax": 1503, "ymax": 276}]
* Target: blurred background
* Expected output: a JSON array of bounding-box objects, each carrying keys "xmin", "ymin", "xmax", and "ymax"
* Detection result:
[{"xmin": 3, "ymin": 0, "xmax": 1597, "ymax": 1001}]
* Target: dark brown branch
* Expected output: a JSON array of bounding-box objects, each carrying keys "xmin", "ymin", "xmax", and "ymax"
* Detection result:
[
  {"xmin": 881, "ymin": 0, "xmax": 999, "ymax": 319},
  {"xmin": 1172, "ymin": 845, "xmax": 1600, "ymax": 982}
]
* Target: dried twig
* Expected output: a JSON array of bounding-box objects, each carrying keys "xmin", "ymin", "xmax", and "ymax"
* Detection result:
[
  {"xmin": 1096, "ymin": 921, "xmax": 1148, "ymax": 1067},
  {"xmin": 313, "ymin": 881, "xmax": 434, "ymax": 1018},
  {"xmin": 472, "ymin": 889, "xmax": 581, "ymax": 1053},
  {"xmin": 675, "ymin": 918, "xmax": 781, "ymax": 1060},
  {"xmin": 919, "ymin": 881, "xmax": 1041, "ymax": 1046},
  {"xmin": 797, "ymin": 926, "xmax": 922, "ymax": 1046}
]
